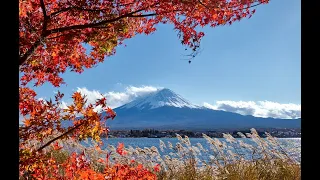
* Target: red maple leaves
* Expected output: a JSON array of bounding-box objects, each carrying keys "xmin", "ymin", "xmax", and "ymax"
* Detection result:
[
  {"xmin": 116, "ymin": 143, "xmax": 127, "ymax": 156},
  {"xmin": 19, "ymin": 0, "xmax": 269, "ymax": 178},
  {"xmin": 19, "ymin": 0, "xmax": 269, "ymax": 87}
]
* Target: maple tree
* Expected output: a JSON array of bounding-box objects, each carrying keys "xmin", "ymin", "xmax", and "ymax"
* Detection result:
[{"xmin": 19, "ymin": 0, "xmax": 269, "ymax": 178}]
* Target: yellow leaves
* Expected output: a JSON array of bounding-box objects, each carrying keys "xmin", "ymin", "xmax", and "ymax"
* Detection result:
[
  {"xmin": 90, "ymin": 125, "xmax": 101, "ymax": 142},
  {"xmin": 86, "ymin": 108, "xmax": 95, "ymax": 117},
  {"xmin": 19, "ymin": 2, "xmax": 27, "ymax": 18},
  {"xmin": 68, "ymin": 92, "xmax": 87, "ymax": 113},
  {"xmin": 20, "ymin": 149, "xmax": 32, "ymax": 157},
  {"xmin": 72, "ymin": 92, "xmax": 83, "ymax": 102},
  {"xmin": 51, "ymin": 51, "xmax": 57, "ymax": 57},
  {"xmin": 95, "ymin": 35, "xmax": 118, "ymax": 54},
  {"xmin": 47, "ymin": 128, "xmax": 53, "ymax": 134},
  {"xmin": 30, "ymin": 59, "xmax": 39, "ymax": 66},
  {"xmin": 91, "ymin": 126, "xmax": 98, "ymax": 135}
]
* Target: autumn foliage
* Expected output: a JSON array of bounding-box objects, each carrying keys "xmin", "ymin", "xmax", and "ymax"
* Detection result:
[
  {"xmin": 19, "ymin": 0, "xmax": 269, "ymax": 179},
  {"xmin": 20, "ymin": 142, "xmax": 157, "ymax": 179}
]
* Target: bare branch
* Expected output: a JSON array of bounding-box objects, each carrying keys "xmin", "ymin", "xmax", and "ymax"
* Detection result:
[
  {"xmin": 129, "ymin": 13, "xmax": 157, "ymax": 18},
  {"xmin": 40, "ymin": 0, "xmax": 47, "ymax": 18},
  {"xmin": 19, "ymin": 38, "xmax": 43, "ymax": 66},
  {"xmin": 47, "ymin": 8, "xmax": 146, "ymax": 34},
  {"xmin": 49, "ymin": 7, "xmax": 73, "ymax": 17},
  {"xmin": 37, "ymin": 122, "xmax": 85, "ymax": 152},
  {"xmin": 47, "ymin": 2, "xmax": 160, "ymax": 34},
  {"xmin": 129, "ymin": 9, "xmax": 181, "ymax": 18},
  {"xmin": 197, "ymin": 0, "xmax": 209, "ymax": 9},
  {"xmin": 20, "ymin": 0, "xmax": 48, "ymax": 66}
]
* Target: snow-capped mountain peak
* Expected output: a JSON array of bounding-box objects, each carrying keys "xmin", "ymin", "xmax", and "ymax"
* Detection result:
[{"xmin": 119, "ymin": 88, "xmax": 200, "ymax": 110}]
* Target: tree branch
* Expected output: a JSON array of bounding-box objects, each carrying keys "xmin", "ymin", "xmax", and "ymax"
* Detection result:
[
  {"xmin": 47, "ymin": 8, "xmax": 146, "ymax": 34},
  {"xmin": 20, "ymin": 2, "xmax": 160, "ymax": 66},
  {"xmin": 49, "ymin": 2, "xmax": 136, "ymax": 18},
  {"xmin": 129, "ymin": 13, "xmax": 157, "ymax": 18},
  {"xmin": 40, "ymin": 0, "xmax": 49, "ymax": 36},
  {"xmin": 40, "ymin": 0, "xmax": 47, "ymax": 18},
  {"xmin": 19, "ymin": 39, "xmax": 43, "ymax": 66},
  {"xmin": 20, "ymin": 0, "xmax": 48, "ymax": 66},
  {"xmin": 47, "ymin": 2, "xmax": 160, "ymax": 34},
  {"xmin": 197, "ymin": 0, "xmax": 209, "ymax": 9},
  {"xmin": 37, "ymin": 122, "xmax": 84, "ymax": 152},
  {"xmin": 49, "ymin": 6, "xmax": 109, "ymax": 18},
  {"xmin": 19, "ymin": 7, "xmax": 152, "ymax": 66},
  {"xmin": 49, "ymin": 7, "xmax": 72, "ymax": 17},
  {"xmin": 129, "ymin": 10, "xmax": 181, "ymax": 18},
  {"xmin": 240, "ymin": 2, "xmax": 263, "ymax": 10}
]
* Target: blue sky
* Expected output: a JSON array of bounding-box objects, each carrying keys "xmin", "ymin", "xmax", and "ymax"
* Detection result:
[{"xmin": 29, "ymin": 0, "xmax": 300, "ymax": 115}]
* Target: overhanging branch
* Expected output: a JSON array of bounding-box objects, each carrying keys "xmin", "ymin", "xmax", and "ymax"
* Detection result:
[
  {"xmin": 47, "ymin": 2, "xmax": 159, "ymax": 34},
  {"xmin": 47, "ymin": 9, "xmax": 147, "ymax": 34},
  {"xmin": 37, "ymin": 122, "xmax": 85, "ymax": 152},
  {"xmin": 19, "ymin": 39, "xmax": 42, "ymax": 66},
  {"xmin": 40, "ymin": 0, "xmax": 47, "ymax": 18}
]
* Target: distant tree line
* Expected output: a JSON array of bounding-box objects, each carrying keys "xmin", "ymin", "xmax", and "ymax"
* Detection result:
[{"xmin": 105, "ymin": 128, "xmax": 301, "ymax": 138}]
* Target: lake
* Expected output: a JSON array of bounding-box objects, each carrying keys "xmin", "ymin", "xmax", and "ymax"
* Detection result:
[{"xmin": 89, "ymin": 138, "xmax": 301, "ymax": 162}]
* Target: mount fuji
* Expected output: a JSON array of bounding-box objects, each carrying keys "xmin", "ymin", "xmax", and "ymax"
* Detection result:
[
  {"xmin": 104, "ymin": 88, "xmax": 301, "ymax": 130},
  {"xmin": 119, "ymin": 88, "xmax": 200, "ymax": 110}
]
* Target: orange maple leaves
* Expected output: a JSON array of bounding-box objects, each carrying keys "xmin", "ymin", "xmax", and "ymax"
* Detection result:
[
  {"xmin": 19, "ymin": 88, "xmax": 116, "ymax": 176},
  {"xmin": 19, "ymin": 0, "xmax": 270, "ymax": 178},
  {"xmin": 21, "ymin": 144, "xmax": 157, "ymax": 180},
  {"xmin": 116, "ymin": 143, "xmax": 127, "ymax": 156}
]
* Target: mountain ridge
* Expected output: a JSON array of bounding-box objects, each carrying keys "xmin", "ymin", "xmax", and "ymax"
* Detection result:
[
  {"xmin": 60, "ymin": 88, "xmax": 300, "ymax": 130},
  {"xmin": 118, "ymin": 88, "xmax": 201, "ymax": 110},
  {"xmin": 105, "ymin": 88, "xmax": 301, "ymax": 130}
]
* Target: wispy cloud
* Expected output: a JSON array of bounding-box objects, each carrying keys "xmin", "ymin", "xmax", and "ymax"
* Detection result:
[
  {"xmin": 203, "ymin": 101, "xmax": 301, "ymax": 119},
  {"xmin": 59, "ymin": 85, "xmax": 301, "ymax": 119},
  {"xmin": 104, "ymin": 86, "xmax": 159, "ymax": 108},
  {"xmin": 61, "ymin": 85, "xmax": 161, "ymax": 112}
]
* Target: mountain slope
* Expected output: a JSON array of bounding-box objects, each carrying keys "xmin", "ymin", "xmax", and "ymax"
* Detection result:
[
  {"xmin": 104, "ymin": 89, "xmax": 301, "ymax": 130},
  {"xmin": 118, "ymin": 88, "xmax": 200, "ymax": 110}
]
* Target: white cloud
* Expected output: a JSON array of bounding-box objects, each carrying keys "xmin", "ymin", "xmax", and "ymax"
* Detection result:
[
  {"xmin": 106, "ymin": 86, "xmax": 160, "ymax": 108},
  {"xmin": 203, "ymin": 100, "xmax": 301, "ymax": 119},
  {"xmin": 60, "ymin": 101, "xmax": 69, "ymax": 109},
  {"xmin": 59, "ymin": 85, "xmax": 300, "ymax": 119},
  {"xmin": 61, "ymin": 85, "xmax": 161, "ymax": 112}
]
